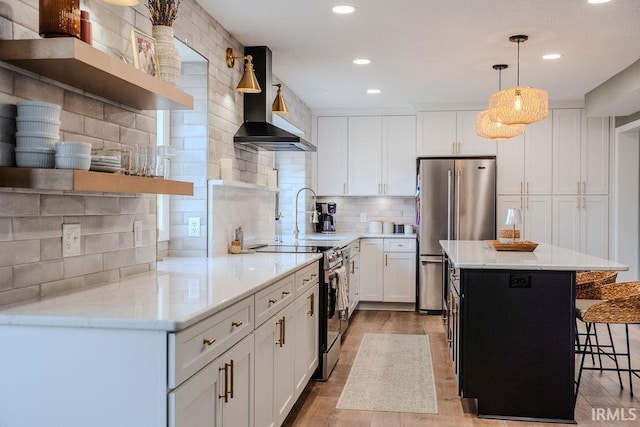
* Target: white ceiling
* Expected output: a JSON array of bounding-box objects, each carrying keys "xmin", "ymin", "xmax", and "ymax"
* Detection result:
[{"xmin": 199, "ymin": 0, "xmax": 640, "ymax": 113}]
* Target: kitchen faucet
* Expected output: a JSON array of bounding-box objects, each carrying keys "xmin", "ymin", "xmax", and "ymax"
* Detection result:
[{"xmin": 293, "ymin": 187, "xmax": 320, "ymax": 242}]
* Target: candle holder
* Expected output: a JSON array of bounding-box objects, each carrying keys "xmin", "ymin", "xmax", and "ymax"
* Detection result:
[{"xmin": 39, "ymin": 0, "xmax": 81, "ymax": 39}]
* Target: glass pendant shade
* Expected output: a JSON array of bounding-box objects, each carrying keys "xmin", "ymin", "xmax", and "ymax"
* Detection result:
[
  {"xmin": 475, "ymin": 110, "xmax": 525, "ymax": 140},
  {"xmin": 487, "ymin": 86, "xmax": 548, "ymax": 125},
  {"xmin": 272, "ymin": 84, "xmax": 288, "ymax": 114},
  {"xmin": 236, "ymin": 56, "xmax": 261, "ymax": 93}
]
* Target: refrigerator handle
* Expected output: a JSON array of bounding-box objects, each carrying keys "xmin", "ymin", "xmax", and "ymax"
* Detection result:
[
  {"xmin": 447, "ymin": 170, "xmax": 452, "ymax": 241},
  {"xmin": 456, "ymin": 170, "xmax": 461, "ymax": 240}
]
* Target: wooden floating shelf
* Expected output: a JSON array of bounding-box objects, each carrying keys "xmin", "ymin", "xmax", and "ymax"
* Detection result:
[
  {"xmin": 0, "ymin": 167, "xmax": 193, "ymax": 196},
  {"xmin": 0, "ymin": 38, "xmax": 194, "ymax": 111}
]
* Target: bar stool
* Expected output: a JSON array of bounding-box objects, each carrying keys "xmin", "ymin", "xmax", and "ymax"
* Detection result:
[
  {"xmin": 575, "ymin": 281, "xmax": 640, "ymax": 397},
  {"xmin": 574, "ymin": 271, "xmax": 617, "ymax": 364}
]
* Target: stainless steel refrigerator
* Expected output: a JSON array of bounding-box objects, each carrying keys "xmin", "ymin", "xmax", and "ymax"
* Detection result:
[{"xmin": 417, "ymin": 157, "xmax": 496, "ymax": 313}]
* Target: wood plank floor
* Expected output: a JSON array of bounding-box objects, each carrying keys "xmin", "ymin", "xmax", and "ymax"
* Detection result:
[{"xmin": 283, "ymin": 310, "xmax": 640, "ymax": 426}]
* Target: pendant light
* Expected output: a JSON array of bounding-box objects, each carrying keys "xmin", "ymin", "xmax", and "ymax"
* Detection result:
[
  {"xmin": 226, "ymin": 47, "xmax": 262, "ymax": 93},
  {"xmin": 100, "ymin": 0, "xmax": 139, "ymax": 5},
  {"xmin": 272, "ymin": 83, "xmax": 289, "ymax": 114},
  {"xmin": 475, "ymin": 64, "xmax": 525, "ymax": 140},
  {"xmin": 488, "ymin": 35, "xmax": 548, "ymax": 125}
]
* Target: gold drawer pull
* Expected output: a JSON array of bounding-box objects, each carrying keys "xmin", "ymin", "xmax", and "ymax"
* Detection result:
[
  {"xmin": 282, "ymin": 291, "xmax": 290, "ymax": 297},
  {"xmin": 231, "ymin": 321, "xmax": 243, "ymax": 328},
  {"xmin": 310, "ymin": 273, "xmax": 317, "ymax": 279},
  {"xmin": 203, "ymin": 337, "xmax": 216, "ymax": 346},
  {"xmin": 268, "ymin": 299, "xmax": 277, "ymax": 306}
]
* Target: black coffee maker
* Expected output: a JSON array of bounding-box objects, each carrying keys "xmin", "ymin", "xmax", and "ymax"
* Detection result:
[{"xmin": 315, "ymin": 202, "xmax": 336, "ymax": 233}]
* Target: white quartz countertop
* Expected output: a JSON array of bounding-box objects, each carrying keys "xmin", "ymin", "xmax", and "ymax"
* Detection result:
[
  {"xmin": 259, "ymin": 232, "xmax": 416, "ymax": 249},
  {"xmin": 0, "ymin": 253, "xmax": 321, "ymax": 332},
  {"xmin": 440, "ymin": 240, "xmax": 629, "ymax": 271}
]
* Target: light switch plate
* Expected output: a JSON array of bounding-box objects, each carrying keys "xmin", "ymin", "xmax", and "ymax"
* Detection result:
[
  {"xmin": 360, "ymin": 212, "xmax": 367, "ymax": 222},
  {"xmin": 62, "ymin": 224, "xmax": 81, "ymax": 257}
]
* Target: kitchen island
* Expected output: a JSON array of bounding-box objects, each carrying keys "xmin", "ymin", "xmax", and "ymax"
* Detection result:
[
  {"xmin": 0, "ymin": 253, "xmax": 321, "ymax": 427},
  {"xmin": 440, "ymin": 240, "xmax": 628, "ymax": 423}
]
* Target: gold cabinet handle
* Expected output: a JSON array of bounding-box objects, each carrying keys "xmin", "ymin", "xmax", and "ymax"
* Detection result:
[
  {"xmin": 231, "ymin": 321, "xmax": 243, "ymax": 328},
  {"xmin": 276, "ymin": 318, "xmax": 283, "ymax": 347},
  {"xmin": 218, "ymin": 363, "xmax": 229, "ymax": 402},
  {"xmin": 229, "ymin": 359, "xmax": 234, "ymax": 399},
  {"xmin": 308, "ymin": 293, "xmax": 314, "ymax": 316},
  {"xmin": 577, "ymin": 181, "xmax": 581, "ymax": 194},
  {"xmin": 520, "ymin": 181, "xmax": 523, "ymax": 194},
  {"xmin": 282, "ymin": 291, "xmax": 290, "ymax": 296},
  {"xmin": 268, "ymin": 299, "xmax": 277, "ymax": 306},
  {"xmin": 583, "ymin": 181, "xmax": 586, "ymax": 194},
  {"xmin": 526, "ymin": 182, "xmax": 529, "ymax": 194},
  {"xmin": 203, "ymin": 337, "xmax": 216, "ymax": 346},
  {"xmin": 310, "ymin": 273, "xmax": 317, "ymax": 279},
  {"xmin": 282, "ymin": 316, "xmax": 286, "ymax": 345}
]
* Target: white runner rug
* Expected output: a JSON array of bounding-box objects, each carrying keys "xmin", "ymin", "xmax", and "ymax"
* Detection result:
[{"xmin": 336, "ymin": 333, "xmax": 438, "ymax": 414}]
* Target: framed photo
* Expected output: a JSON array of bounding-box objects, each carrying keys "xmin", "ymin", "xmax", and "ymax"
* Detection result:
[{"xmin": 131, "ymin": 29, "xmax": 159, "ymax": 77}]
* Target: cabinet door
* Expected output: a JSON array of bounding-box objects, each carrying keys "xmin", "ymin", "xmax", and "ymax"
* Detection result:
[
  {"xmin": 169, "ymin": 334, "xmax": 254, "ymax": 427},
  {"xmin": 348, "ymin": 116, "xmax": 383, "ymax": 195},
  {"xmin": 525, "ymin": 196, "xmax": 553, "ymax": 245},
  {"xmin": 497, "ymin": 195, "xmax": 523, "ymax": 231},
  {"xmin": 348, "ymin": 253, "xmax": 360, "ymax": 316},
  {"xmin": 359, "ymin": 239, "xmax": 384, "ymax": 301},
  {"xmin": 552, "ymin": 195, "xmax": 581, "ymax": 252},
  {"xmin": 274, "ymin": 304, "xmax": 295, "ymax": 426},
  {"xmin": 496, "ymin": 134, "xmax": 525, "ymax": 194},
  {"xmin": 457, "ymin": 110, "xmax": 497, "ymax": 155},
  {"xmin": 417, "ymin": 111, "xmax": 457, "ymax": 156},
  {"xmin": 317, "ymin": 116, "xmax": 348, "ymax": 195},
  {"xmin": 581, "ymin": 195, "xmax": 609, "ymax": 258},
  {"xmin": 552, "ymin": 109, "xmax": 582, "ymax": 195},
  {"xmin": 294, "ymin": 284, "xmax": 319, "ymax": 400},
  {"xmin": 524, "ymin": 116, "xmax": 553, "ymax": 195},
  {"xmin": 383, "ymin": 251, "xmax": 416, "ymax": 303},
  {"xmin": 254, "ymin": 320, "xmax": 278, "ymax": 427},
  {"xmin": 583, "ymin": 115, "xmax": 609, "ymax": 195},
  {"xmin": 383, "ymin": 116, "xmax": 417, "ymax": 196}
]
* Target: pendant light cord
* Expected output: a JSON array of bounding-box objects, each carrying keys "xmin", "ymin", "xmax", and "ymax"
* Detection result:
[{"xmin": 516, "ymin": 39, "xmax": 521, "ymax": 86}]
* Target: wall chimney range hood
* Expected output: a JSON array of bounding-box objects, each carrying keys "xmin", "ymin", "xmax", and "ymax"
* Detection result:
[{"xmin": 234, "ymin": 46, "xmax": 316, "ymax": 152}]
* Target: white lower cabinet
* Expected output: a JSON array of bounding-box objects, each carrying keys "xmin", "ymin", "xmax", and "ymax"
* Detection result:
[
  {"xmin": 294, "ymin": 284, "xmax": 319, "ymax": 400},
  {"xmin": 255, "ymin": 303, "xmax": 296, "ymax": 427},
  {"xmin": 360, "ymin": 238, "xmax": 416, "ymax": 303},
  {"xmin": 169, "ymin": 334, "xmax": 255, "ymax": 427}
]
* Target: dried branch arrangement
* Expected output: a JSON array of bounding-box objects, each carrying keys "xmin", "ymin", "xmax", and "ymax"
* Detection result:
[{"xmin": 147, "ymin": 0, "xmax": 181, "ymax": 27}]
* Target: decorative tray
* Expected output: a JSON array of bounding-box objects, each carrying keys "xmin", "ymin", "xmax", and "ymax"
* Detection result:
[{"xmin": 485, "ymin": 240, "xmax": 539, "ymax": 252}]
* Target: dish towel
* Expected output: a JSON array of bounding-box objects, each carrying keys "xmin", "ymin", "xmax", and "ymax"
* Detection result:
[{"xmin": 335, "ymin": 265, "xmax": 349, "ymax": 320}]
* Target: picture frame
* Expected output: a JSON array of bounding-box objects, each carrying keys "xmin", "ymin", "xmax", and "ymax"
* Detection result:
[{"xmin": 130, "ymin": 29, "xmax": 159, "ymax": 77}]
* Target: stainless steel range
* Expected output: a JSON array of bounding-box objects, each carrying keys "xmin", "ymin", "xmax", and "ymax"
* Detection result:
[{"xmin": 253, "ymin": 243, "xmax": 347, "ymax": 380}]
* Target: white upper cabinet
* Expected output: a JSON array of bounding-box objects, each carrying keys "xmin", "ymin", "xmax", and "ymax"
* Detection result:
[
  {"xmin": 497, "ymin": 116, "xmax": 552, "ymax": 195},
  {"xmin": 417, "ymin": 111, "xmax": 497, "ymax": 156},
  {"xmin": 552, "ymin": 110, "xmax": 609, "ymax": 195},
  {"xmin": 348, "ymin": 116, "xmax": 383, "ymax": 195},
  {"xmin": 383, "ymin": 116, "xmax": 417, "ymax": 196},
  {"xmin": 317, "ymin": 116, "xmax": 348, "ymax": 195}
]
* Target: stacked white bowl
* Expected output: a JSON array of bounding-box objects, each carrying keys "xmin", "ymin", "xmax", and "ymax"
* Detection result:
[
  {"xmin": 55, "ymin": 142, "xmax": 92, "ymax": 170},
  {"xmin": 15, "ymin": 100, "xmax": 61, "ymax": 168}
]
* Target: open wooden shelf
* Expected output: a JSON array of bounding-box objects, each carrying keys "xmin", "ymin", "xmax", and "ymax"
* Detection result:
[
  {"xmin": 0, "ymin": 167, "xmax": 193, "ymax": 195},
  {"xmin": 0, "ymin": 38, "xmax": 194, "ymax": 111}
]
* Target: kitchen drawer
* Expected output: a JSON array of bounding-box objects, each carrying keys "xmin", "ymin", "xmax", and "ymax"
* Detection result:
[
  {"xmin": 255, "ymin": 274, "xmax": 295, "ymax": 327},
  {"xmin": 384, "ymin": 238, "xmax": 416, "ymax": 252},
  {"xmin": 168, "ymin": 295, "xmax": 253, "ymax": 388},
  {"xmin": 295, "ymin": 261, "xmax": 319, "ymax": 296}
]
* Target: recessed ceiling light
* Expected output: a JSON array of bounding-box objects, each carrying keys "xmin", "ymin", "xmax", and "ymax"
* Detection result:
[
  {"xmin": 332, "ymin": 5, "xmax": 356, "ymax": 14},
  {"xmin": 353, "ymin": 58, "xmax": 371, "ymax": 65},
  {"xmin": 588, "ymin": 0, "xmax": 611, "ymax": 4},
  {"xmin": 543, "ymin": 53, "xmax": 562, "ymax": 60},
  {"xmin": 367, "ymin": 89, "xmax": 381, "ymax": 94}
]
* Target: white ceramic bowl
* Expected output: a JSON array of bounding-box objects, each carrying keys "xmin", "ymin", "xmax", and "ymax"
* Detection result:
[
  {"xmin": 16, "ymin": 117, "xmax": 61, "ymax": 135},
  {"xmin": 15, "ymin": 131, "xmax": 59, "ymax": 149},
  {"xmin": 15, "ymin": 147, "xmax": 55, "ymax": 168},
  {"xmin": 55, "ymin": 154, "xmax": 91, "ymax": 170},
  {"xmin": 56, "ymin": 141, "xmax": 92, "ymax": 156},
  {"xmin": 16, "ymin": 100, "xmax": 61, "ymax": 121},
  {"xmin": 0, "ymin": 142, "xmax": 16, "ymax": 166}
]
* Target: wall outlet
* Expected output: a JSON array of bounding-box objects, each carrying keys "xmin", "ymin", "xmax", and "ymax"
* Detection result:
[
  {"xmin": 188, "ymin": 278, "xmax": 201, "ymax": 299},
  {"xmin": 188, "ymin": 217, "xmax": 200, "ymax": 237},
  {"xmin": 62, "ymin": 224, "xmax": 81, "ymax": 257},
  {"xmin": 134, "ymin": 221, "xmax": 143, "ymax": 247},
  {"xmin": 360, "ymin": 212, "xmax": 367, "ymax": 222}
]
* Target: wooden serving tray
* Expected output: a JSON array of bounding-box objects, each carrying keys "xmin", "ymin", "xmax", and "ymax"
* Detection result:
[{"xmin": 485, "ymin": 240, "xmax": 539, "ymax": 252}]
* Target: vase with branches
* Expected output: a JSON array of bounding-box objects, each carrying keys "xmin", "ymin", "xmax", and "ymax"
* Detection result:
[{"xmin": 147, "ymin": 0, "xmax": 181, "ymax": 84}]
